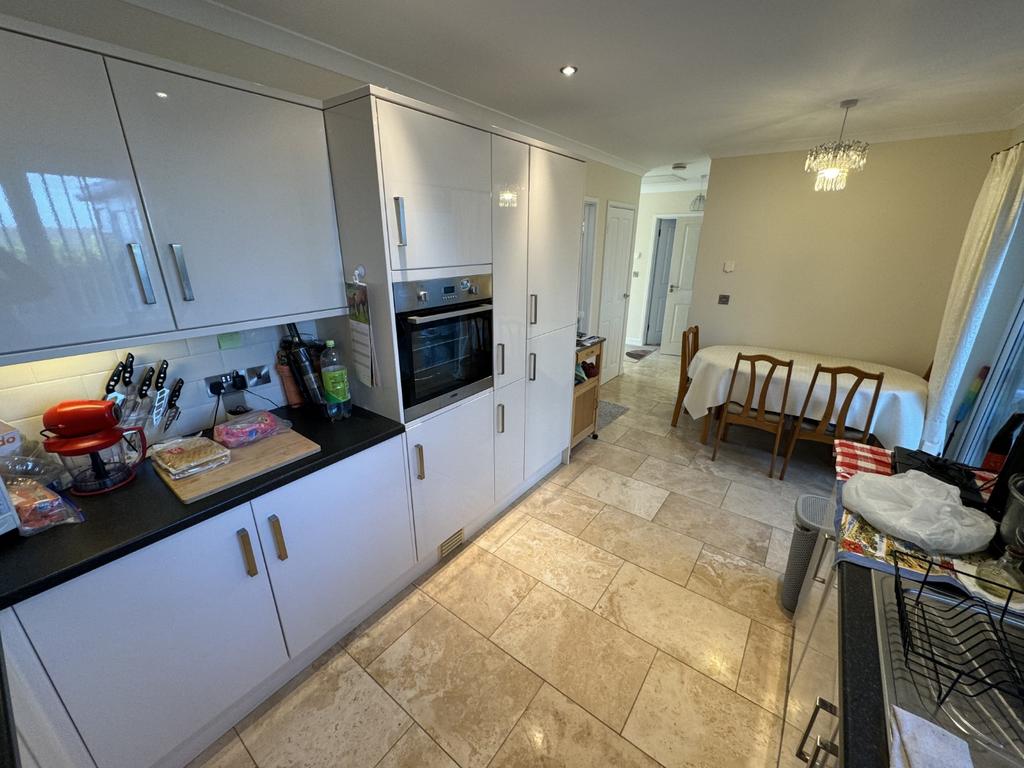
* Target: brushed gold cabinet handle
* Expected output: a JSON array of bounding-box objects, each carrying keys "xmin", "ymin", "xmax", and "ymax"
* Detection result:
[
  {"xmin": 415, "ymin": 443, "xmax": 426, "ymax": 480},
  {"xmin": 268, "ymin": 514, "xmax": 288, "ymax": 561},
  {"xmin": 237, "ymin": 528, "xmax": 258, "ymax": 577}
]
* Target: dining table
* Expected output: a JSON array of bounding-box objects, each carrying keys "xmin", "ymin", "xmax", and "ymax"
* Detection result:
[{"xmin": 682, "ymin": 345, "xmax": 929, "ymax": 449}]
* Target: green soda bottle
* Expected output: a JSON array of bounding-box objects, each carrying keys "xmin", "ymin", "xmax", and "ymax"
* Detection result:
[{"xmin": 320, "ymin": 340, "xmax": 352, "ymax": 419}]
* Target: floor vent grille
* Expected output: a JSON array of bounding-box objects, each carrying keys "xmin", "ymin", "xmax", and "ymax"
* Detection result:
[{"xmin": 439, "ymin": 528, "xmax": 465, "ymax": 559}]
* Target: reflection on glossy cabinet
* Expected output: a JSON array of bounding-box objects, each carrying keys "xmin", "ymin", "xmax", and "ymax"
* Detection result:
[
  {"xmin": 251, "ymin": 436, "xmax": 415, "ymax": 657},
  {"xmin": 14, "ymin": 503, "xmax": 287, "ymax": 768},
  {"xmin": 0, "ymin": 29, "xmax": 174, "ymax": 355},
  {"xmin": 492, "ymin": 135, "xmax": 529, "ymax": 387},
  {"xmin": 525, "ymin": 325, "xmax": 577, "ymax": 477},
  {"xmin": 527, "ymin": 148, "xmax": 585, "ymax": 338},
  {"xmin": 495, "ymin": 378, "xmax": 527, "ymax": 501},
  {"xmin": 105, "ymin": 59, "xmax": 345, "ymax": 329},
  {"xmin": 376, "ymin": 100, "xmax": 491, "ymax": 271}
]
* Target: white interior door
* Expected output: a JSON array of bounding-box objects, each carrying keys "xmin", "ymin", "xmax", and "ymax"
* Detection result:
[
  {"xmin": 645, "ymin": 218, "xmax": 676, "ymax": 346},
  {"xmin": 597, "ymin": 204, "xmax": 636, "ymax": 381},
  {"xmin": 660, "ymin": 218, "xmax": 702, "ymax": 355}
]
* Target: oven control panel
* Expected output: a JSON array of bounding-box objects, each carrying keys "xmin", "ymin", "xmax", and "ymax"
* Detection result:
[{"xmin": 393, "ymin": 273, "xmax": 493, "ymax": 313}]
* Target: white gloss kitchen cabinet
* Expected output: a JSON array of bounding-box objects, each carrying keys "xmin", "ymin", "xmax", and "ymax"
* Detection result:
[
  {"xmin": 406, "ymin": 391, "xmax": 495, "ymax": 555},
  {"xmin": 0, "ymin": 30, "xmax": 175, "ymax": 356},
  {"xmin": 14, "ymin": 503, "xmax": 287, "ymax": 768},
  {"xmin": 104, "ymin": 59, "xmax": 345, "ymax": 329},
  {"xmin": 494, "ymin": 378, "xmax": 527, "ymax": 502},
  {"xmin": 375, "ymin": 100, "xmax": 492, "ymax": 271},
  {"xmin": 527, "ymin": 148, "xmax": 587, "ymax": 338},
  {"xmin": 525, "ymin": 325, "xmax": 578, "ymax": 478},
  {"xmin": 251, "ymin": 436, "xmax": 415, "ymax": 657}
]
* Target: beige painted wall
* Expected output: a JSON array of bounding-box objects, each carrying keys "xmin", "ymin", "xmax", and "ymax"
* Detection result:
[
  {"xmin": 581, "ymin": 162, "xmax": 643, "ymax": 335},
  {"xmin": 690, "ymin": 130, "xmax": 1011, "ymax": 374},
  {"xmin": 627, "ymin": 190, "xmax": 705, "ymax": 344}
]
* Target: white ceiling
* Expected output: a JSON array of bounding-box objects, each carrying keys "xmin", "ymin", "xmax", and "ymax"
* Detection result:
[{"xmin": 129, "ymin": 0, "xmax": 1024, "ymax": 173}]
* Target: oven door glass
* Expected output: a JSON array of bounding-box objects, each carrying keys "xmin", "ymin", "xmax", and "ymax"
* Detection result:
[{"xmin": 397, "ymin": 304, "xmax": 492, "ymax": 413}]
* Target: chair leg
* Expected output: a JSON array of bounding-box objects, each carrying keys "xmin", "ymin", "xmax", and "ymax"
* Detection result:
[
  {"xmin": 711, "ymin": 413, "xmax": 728, "ymax": 461},
  {"xmin": 700, "ymin": 408, "xmax": 713, "ymax": 444},
  {"xmin": 768, "ymin": 424, "xmax": 785, "ymax": 478},
  {"xmin": 671, "ymin": 380, "xmax": 687, "ymax": 427},
  {"xmin": 779, "ymin": 428, "xmax": 799, "ymax": 481}
]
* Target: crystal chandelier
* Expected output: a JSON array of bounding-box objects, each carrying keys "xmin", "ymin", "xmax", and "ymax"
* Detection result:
[
  {"xmin": 805, "ymin": 99, "xmax": 869, "ymax": 192},
  {"xmin": 690, "ymin": 174, "xmax": 707, "ymax": 211}
]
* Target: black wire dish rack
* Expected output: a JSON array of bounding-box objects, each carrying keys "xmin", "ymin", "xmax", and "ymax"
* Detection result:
[{"xmin": 892, "ymin": 551, "xmax": 1024, "ymax": 709}]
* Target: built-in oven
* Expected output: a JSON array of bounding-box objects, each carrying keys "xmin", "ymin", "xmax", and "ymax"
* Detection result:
[{"xmin": 393, "ymin": 273, "xmax": 493, "ymax": 421}]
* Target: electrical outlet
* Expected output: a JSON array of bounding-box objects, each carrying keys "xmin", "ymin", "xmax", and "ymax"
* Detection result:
[
  {"xmin": 718, "ymin": 294, "xmax": 731, "ymax": 305},
  {"xmin": 205, "ymin": 371, "xmax": 247, "ymax": 397},
  {"xmin": 246, "ymin": 365, "xmax": 271, "ymax": 388}
]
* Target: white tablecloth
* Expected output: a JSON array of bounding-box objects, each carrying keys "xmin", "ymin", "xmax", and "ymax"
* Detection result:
[{"xmin": 682, "ymin": 345, "xmax": 928, "ymax": 449}]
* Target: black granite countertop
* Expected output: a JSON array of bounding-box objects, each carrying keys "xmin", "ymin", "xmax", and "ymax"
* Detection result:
[{"xmin": 0, "ymin": 406, "xmax": 404, "ymax": 610}]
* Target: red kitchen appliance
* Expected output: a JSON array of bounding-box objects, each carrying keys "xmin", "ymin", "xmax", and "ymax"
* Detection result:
[{"xmin": 42, "ymin": 400, "xmax": 147, "ymax": 495}]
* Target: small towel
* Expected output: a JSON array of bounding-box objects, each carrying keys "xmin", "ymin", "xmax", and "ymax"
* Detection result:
[{"xmin": 889, "ymin": 706, "xmax": 973, "ymax": 768}]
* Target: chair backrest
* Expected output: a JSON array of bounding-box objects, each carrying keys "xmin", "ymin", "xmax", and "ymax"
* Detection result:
[
  {"xmin": 798, "ymin": 364, "xmax": 885, "ymax": 442},
  {"xmin": 682, "ymin": 325, "xmax": 700, "ymax": 369},
  {"xmin": 723, "ymin": 353, "xmax": 794, "ymax": 425}
]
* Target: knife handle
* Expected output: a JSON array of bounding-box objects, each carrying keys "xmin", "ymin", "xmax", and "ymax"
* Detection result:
[
  {"xmin": 154, "ymin": 360, "xmax": 169, "ymax": 390},
  {"xmin": 138, "ymin": 367, "xmax": 155, "ymax": 398},
  {"xmin": 105, "ymin": 362, "xmax": 125, "ymax": 395},
  {"xmin": 167, "ymin": 378, "xmax": 184, "ymax": 408},
  {"xmin": 122, "ymin": 353, "xmax": 135, "ymax": 387}
]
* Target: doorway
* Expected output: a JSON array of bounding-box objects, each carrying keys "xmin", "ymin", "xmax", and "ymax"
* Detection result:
[
  {"xmin": 642, "ymin": 214, "xmax": 702, "ymax": 356},
  {"xmin": 577, "ymin": 199, "xmax": 598, "ymax": 333},
  {"xmin": 598, "ymin": 202, "xmax": 637, "ymax": 382},
  {"xmin": 644, "ymin": 218, "xmax": 676, "ymax": 345}
]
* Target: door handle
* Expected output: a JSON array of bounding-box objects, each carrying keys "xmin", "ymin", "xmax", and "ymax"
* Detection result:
[
  {"xmin": 797, "ymin": 697, "xmax": 838, "ymax": 762},
  {"xmin": 415, "ymin": 443, "xmax": 426, "ymax": 480},
  {"xmin": 393, "ymin": 196, "xmax": 408, "ymax": 247},
  {"xmin": 497, "ymin": 403, "xmax": 505, "ymax": 434},
  {"xmin": 268, "ymin": 514, "xmax": 288, "ymax": 561},
  {"xmin": 808, "ymin": 737, "xmax": 839, "ymax": 767},
  {"xmin": 497, "ymin": 343, "xmax": 505, "ymax": 375},
  {"xmin": 669, "ymin": 284, "xmax": 677, "ymax": 293},
  {"xmin": 236, "ymin": 528, "xmax": 259, "ymax": 577},
  {"xmin": 126, "ymin": 243, "xmax": 157, "ymax": 305},
  {"xmin": 529, "ymin": 353, "xmax": 537, "ymax": 381},
  {"xmin": 169, "ymin": 244, "xmax": 195, "ymax": 301},
  {"xmin": 623, "ymin": 293, "xmax": 630, "ymax": 299},
  {"xmin": 529, "ymin": 294, "xmax": 538, "ymax": 325}
]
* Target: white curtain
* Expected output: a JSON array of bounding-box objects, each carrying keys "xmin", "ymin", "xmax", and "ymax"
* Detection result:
[{"xmin": 922, "ymin": 143, "xmax": 1024, "ymax": 453}]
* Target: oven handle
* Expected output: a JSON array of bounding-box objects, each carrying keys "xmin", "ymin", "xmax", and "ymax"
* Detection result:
[{"xmin": 406, "ymin": 304, "xmax": 492, "ymax": 324}]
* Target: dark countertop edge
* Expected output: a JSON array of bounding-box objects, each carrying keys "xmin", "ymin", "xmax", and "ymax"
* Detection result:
[{"xmin": 838, "ymin": 561, "xmax": 889, "ymax": 767}]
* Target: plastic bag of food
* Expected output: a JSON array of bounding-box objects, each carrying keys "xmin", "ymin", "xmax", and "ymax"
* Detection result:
[
  {"xmin": 844, "ymin": 470, "xmax": 996, "ymax": 554},
  {"xmin": 5, "ymin": 478, "xmax": 84, "ymax": 536},
  {"xmin": 150, "ymin": 436, "xmax": 231, "ymax": 479},
  {"xmin": 213, "ymin": 411, "xmax": 291, "ymax": 449}
]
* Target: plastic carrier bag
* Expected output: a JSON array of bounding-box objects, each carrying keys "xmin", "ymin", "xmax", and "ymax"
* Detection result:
[{"xmin": 213, "ymin": 411, "xmax": 291, "ymax": 449}]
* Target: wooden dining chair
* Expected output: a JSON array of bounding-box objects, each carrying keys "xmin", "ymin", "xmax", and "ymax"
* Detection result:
[
  {"xmin": 671, "ymin": 325, "xmax": 700, "ymax": 427},
  {"xmin": 779, "ymin": 365, "xmax": 885, "ymax": 480},
  {"xmin": 712, "ymin": 353, "xmax": 794, "ymax": 477}
]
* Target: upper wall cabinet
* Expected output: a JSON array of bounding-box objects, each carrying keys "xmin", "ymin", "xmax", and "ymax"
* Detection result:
[
  {"xmin": 527, "ymin": 148, "xmax": 586, "ymax": 337},
  {"xmin": 0, "ymin": 31, "xmax": 175, "ymax": 356},
  {"xmin": 375, "ymin": 101, "xmax": 491, "ymax": 271},
  {"xmin": 105, "ymin": 60, "xmax": 345, "ymax": 329}
]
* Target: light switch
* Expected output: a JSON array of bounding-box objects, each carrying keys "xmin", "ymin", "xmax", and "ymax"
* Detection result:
[
  {"xmin": 723, "ymin": 261, "xmax": 735, "ymax": 273},
  {"xmin": 718, "ymin": 294, "xmax": 730, "ymax": 305}
]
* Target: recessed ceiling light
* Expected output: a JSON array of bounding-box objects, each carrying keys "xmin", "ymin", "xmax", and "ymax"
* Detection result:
[
  {"xmin": 559, "ymin": 65, "xmax": 578, "ymax": 77},
  {"xmin": 155, "ymin": 91, "xmax": 169, "ymax": 99}
]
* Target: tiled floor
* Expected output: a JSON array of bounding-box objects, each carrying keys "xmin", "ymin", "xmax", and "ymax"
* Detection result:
[{"xmin": 190, "ymin": 350, "xmax": 835, "ymax": 768}]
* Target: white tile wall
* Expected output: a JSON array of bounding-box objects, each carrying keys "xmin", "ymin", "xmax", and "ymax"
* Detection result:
[{"xmin": 0, "ymin": 322, "xmax": 318, "ymax": 441}]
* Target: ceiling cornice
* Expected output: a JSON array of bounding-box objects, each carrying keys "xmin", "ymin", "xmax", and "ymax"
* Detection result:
[{"xmin": 120, "ymin": 0, "xmax": 648, "ymax": 176}]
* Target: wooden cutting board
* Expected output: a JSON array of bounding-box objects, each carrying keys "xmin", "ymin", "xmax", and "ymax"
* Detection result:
[{"xmin": 154, "ymin": 430, "xmax": 321, "ymax": 504}]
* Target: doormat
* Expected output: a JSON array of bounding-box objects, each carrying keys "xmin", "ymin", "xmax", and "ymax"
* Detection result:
[
  {"xmin": 626, "ymin": 349, "xmax": 654, "ymax": 361},
  {"xmin": 597, "ymin": 401, "xmax": 629, "ymax": 430}
]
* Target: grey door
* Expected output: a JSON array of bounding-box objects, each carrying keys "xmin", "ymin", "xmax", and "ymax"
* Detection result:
[{"xmin": 645, "ymin": 218, "xmax": 676, "ymax": 345}]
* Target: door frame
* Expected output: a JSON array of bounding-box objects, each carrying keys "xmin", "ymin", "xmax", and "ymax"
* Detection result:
[
  {"xmin": 641, "ymin": 212, "xmax": 702, "ymax": 350},
  {"xmin": 600, "ymin": 200, "xmax": 638, "ymax": 381},
  {"xmin": 578, "ymin": 197, "xmax": 600, "ymax": 334}
]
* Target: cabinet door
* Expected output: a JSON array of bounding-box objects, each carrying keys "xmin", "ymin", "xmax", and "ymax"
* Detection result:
[
  {"xmin": 407, "ymin": 392, "xmax": 495, "ymax": 555},
  {"xmin": 15, "ymin": 504, "xmax": 286, "ymax": 768},
  {"xmin": 525, "ymin": 326, "xmax": 576, "ymax": 477},
  {"xmin": 495, "ymin": 378, "xmax": 527, "ymax": 501},
  {"xmin": 527, "ymin": 148, "xmax": 585, "ymax": 337},
  {"xmin": 105, "ymin": 60, "xmax": 345, "ymax": 329},
  {"xmin": 375, "ymin": 100, "xmax": 491, "ymax": 271},
  {"xmin": 0, "ymin": 30, "xmax": 174, "ymax": 355},
  {"xmin": 252, "ymin": 436, "xmax": 415, "ymax": 656},
  {"xmin": 492, "ymin": 136, "xmax": 529, "ymax": 387}
]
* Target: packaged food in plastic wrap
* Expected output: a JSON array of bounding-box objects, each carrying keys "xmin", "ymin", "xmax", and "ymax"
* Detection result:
[
  {"xmin": 150, "ymin": 436, "xmax": 231, "ymax": 479},
  {"xmin": 213, "ymin": 411, "xmax": 291, "ymax": 449},
  {"xmin": 6, "ymin": 478, "xmax": 84, "ymax": 536}
]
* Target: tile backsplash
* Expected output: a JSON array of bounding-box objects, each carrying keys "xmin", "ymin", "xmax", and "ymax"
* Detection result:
[{"xmin": 0, "ymin": 321, "xmax": 318, "ymax": 442}]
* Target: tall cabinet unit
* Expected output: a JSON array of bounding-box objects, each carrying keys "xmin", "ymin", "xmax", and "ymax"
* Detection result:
[
  {"xmin": 525, "ymin": 325, "xmax": 578, "ymax": 478},
  {"xmin": 492, "ymin": 135, "xmax": 530, "ymax": 388}
]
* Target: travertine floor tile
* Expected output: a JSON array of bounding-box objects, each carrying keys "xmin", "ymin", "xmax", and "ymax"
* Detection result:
[
  {"xmin": 687, "ymin": 546, "xmax": 792, "ymax": 634},
  {"xmin": 766, "ymin": 527, "xmax": 794, "ymax": 573},
  {"xmin": 633, "ymin": 456, "xmax": 731, "ymax": 506},
  {"xmin": 721, "ymin": 480, "xmax": 794, "ymax": 529},
  {"xmin": 187, "ymin": 730, "xmax": 254, "ymax": 768},
  {"xmin": 238, "ymin": 651, "xmax": 409, "ymax": 768},
  {"xmin": 513, "ymin": 482, "xmax": 604, "ymax": 535},
  {"xmin": 595, "ymin": 417, "xmax": 631, "ymax": 443},
  {"xmin": 495, "ymin": 518, "xmax": 623, "ymax": 608},
  {"xmin": 475, "ymin": 506, "xmax": 531, "ymax": 553},
  {"xmin": 572, "ymin": 438, "xmax": 648, "ymax": 475},
  {"xmin": 489, "ymin": 684, "xmax": 660, "ymax": 767},
  {"xmin": 736, "ymin": 621, "xmax": 792, "ymax": 716},
  {"xmin": 653, "ymin": 492, "xmax": 772, "ymax": 564},
  {"xmin": 623, "ymin": 652, "xmax": 782, "ymax": 768},
  {"xmin": 491, "ymin": 585, "xmax": 655, "ymax": 731},
  {"xmin": 368, "ymin": 605, "xmax": 541, "ymax": 768},
  {"xmin": 568, "ymin": 465, "xmax": 669, "ymax": 520},
  {"xmin": 580, "ymin": 506, "xmax": 702, "ymax": 586},
  {"xmin": 376, "ymin": 725, "xmax": 458, "ymax": 768},
  {"xmin": 346, "ymin": 589, "xmax": 435, "ymax": 667},
  {"xmin": 420, "ymin": 545, "xmax": 536, "ymax": 635},
  {"xmin": 546, "ymin": 460, "xmax": 588, "ymax": 487},
  {"xmin": 615, "ymin": 428, "xmax": 697, "ymax": 466},
  {"xmin": 595, "ymin": 563, "xmax": 750, "ymax": 688},
  {"xmin": 614, "ymin": 409, "xmax": 673, "ymax": 437}
]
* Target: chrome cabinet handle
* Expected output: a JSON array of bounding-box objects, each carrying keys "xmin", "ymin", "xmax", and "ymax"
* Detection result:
[
  {"xmin": 813, "ymin": 532, "xmax": 836, "ymax": 584},
  {"xmin": 415, "ymin": 443, "xmax": 425, "ymax": 480},
  {"xmin": 170, "ymin": 243, "xmax": 195, "ymax": 301},
  {"xmin": 127, "ymin": 243, "xmax": 157, "ymax": 305},
  {"xmin": 268, "ymin": 514, "xmax": 288, "ymax": 561},
  {"xmin": 237, "ymin": 528, "xmax": 258, "ymax": 577},
  {"xmin": 529, "ymin": 352, "xmax": 537, "ymax": 382},
  {"xmin": 797, "ymin": 697, "xmax": 838, "ymax": 762},
  {"xmin": 497, "ymin": 403, "xmax": 505, "ymax": 434},
  {"xmin": 808, "ymin": 737, "xmax": 839, "ymax": 767},
  {"xmin": 394, "ymin": 196, "xmax": 408, "ymax": 247},
  {"xmin": 497, "ymin": 342, "xmax": 505, "ymax": 375},
  {"xmin": 529, "ymin": 294, "xmax": 538, "ymax": 325}
]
